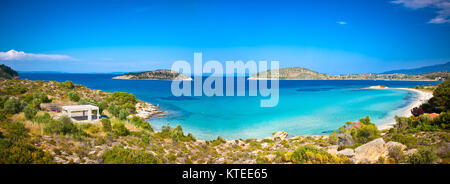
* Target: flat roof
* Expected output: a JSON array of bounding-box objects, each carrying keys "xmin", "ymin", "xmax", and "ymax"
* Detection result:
[{"xmin": 62, "ymin": 105, "xmax": 99, "ymax": 111}]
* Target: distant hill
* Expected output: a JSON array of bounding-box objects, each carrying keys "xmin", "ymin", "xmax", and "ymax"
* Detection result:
[
  {"xmin": 250, "ymin": 67, "xmax": 448, "ymax": 81},
  {"xmin": 112, "ymin": 69, "xmax": 192, "ymax": 80},
  {"xmin": 0, "ymin": 64, "xmax": 19, "ymax": 79},
  {"xmin": 382, "ymin": 62, "xmax": 450, "ymax": 75}
]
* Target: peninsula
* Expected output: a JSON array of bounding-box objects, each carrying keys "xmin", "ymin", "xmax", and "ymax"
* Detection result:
[
  {"xmin": 113, "ymin": 69, "xmax": 192, "ymax": 81},
  {"xmin": 249, "ymin": 67, "xmax": 449, "ymax": 81}
]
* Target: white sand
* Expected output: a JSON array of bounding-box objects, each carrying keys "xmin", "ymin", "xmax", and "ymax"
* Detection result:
[{"xmin": 377, "ymin": 88, "xmax": 433, "ymax": 130}]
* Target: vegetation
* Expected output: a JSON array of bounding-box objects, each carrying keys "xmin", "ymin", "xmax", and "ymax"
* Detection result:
[
  {"xmin": 113, "ymin": 69, "xmax": 191, "ymax": 80},
  {"xmin": 0, "ymin": 64, "xmax": 18, "ymax": 79},
  {"xmin": 102, "ymin": 145, "xmax": 160, "ymax": 164},
  {"xmin": 421, "ymin": 80, "xmax": 450, "ymax": 113}
]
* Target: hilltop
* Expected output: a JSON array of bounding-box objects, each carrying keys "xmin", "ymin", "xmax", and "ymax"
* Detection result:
[
  {"xmin": 113, "ymin": 69, "xmax": 192, "ymax": 80},
  {"xmin": 0, "ymin": 64, "xmax": 19, "ymax": 79},
  {"xmin": 382, "ymin": 62, "xmax": 450, "ymax": 75},
  {"xmin": 250, "ymin": 67, "xmax": 449, "ymax": 81}
]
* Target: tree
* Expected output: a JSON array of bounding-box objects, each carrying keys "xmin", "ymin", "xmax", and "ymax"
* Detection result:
[
  {"xmin": 421, "ymin": 80, "xmax": 449, "ymax": 113},
  {"xmin": 24, "ymin": 106, "xmax": 37, "ymax": 120}
]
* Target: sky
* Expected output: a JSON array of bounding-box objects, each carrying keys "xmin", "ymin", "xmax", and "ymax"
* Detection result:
[{"xmin": 0, "ymin": 0, "xmax": 449, "ymax": 74}]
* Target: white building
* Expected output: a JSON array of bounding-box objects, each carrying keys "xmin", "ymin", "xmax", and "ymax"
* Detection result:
[{"xmin": 62, "ymin": 105, "xmax": 100, "ymax": 122}]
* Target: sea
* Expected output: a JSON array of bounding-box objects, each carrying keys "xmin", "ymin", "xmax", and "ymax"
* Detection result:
[{"xmin": 19, "ymin": 73, "xmax": 440, "ymax": 140}]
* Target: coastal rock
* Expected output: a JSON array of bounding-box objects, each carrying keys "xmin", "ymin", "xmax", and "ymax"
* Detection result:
[
  {"xmin": 135, "ymin": 102, "xmax": 164, "ymax": 120},
  {"xmin": 338, "ymin": 133, "xmax": 355, "ymax": 146},
  {"xmin": 273, "ymin": 131, "xmax": 288, "ymax": 141},
  {"xmin": 354, "ymin": 138, "xmax": 388, "ymax": 163},
  {"xmin": 326, "ymin": 145, "xmax": 339, "ymax": 156},
  {"xmin": 337, "ymin": 148, "xmax": 355, "ymax": 158},
  {"xmin": 386, "ymin": 141, "xmax": 407, "ymax": 152}
]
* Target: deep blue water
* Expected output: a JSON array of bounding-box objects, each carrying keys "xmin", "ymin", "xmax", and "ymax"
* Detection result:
[{"xmin": 19, "ymin": 73, "xmax": 440, "ymax": 140}]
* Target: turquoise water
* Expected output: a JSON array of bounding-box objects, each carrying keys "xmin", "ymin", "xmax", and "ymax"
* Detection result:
[{"xmin": 20, "ymin": 73, "xmax": 440, "ymax": 140}]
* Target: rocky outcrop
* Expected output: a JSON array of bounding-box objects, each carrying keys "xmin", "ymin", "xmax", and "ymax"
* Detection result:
[
  {"xmin": 337, "ymin": 148, "xmax": 355, "ymax": 158},
  {"xmin": 386, "ymin": 141, "xmax": 407, "ymax": 152},
  {"xmin": 135, "ymin": 102, "xmax": 165, "ymax": 120},
  {"xmin": 338, "ymin": 133, "xmax": 355, "ymax": 146},
  {"xmin": 273, "ymin": 131, "xmax": 288, "ymax": 141},
  {"xmin": 353, "ymin": 138, "xmax": 388, "ymax": 163}
]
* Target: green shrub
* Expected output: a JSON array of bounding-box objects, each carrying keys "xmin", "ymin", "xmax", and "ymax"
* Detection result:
[
  {"xmin": 118, "ymin": 109, "xmax": 128, "ymax": 120},
  {"xmin": 356, "ymin": 124, "xmax": 380, "ymax": 144},
  {"xmin": 24, "ymin": 106, "xmax": 37, "ymax": 120},
  {"xmin": 112, "ymin": 122, "xmax": 129, "ymax": 136},
  {"xmin": 421, "ymin": 79, "xmax": 449, "ymax": 113},
  {"xmin": 33, "ymin": 113, "xmax": 51, "ymax": 124},
  {"xmin": 3, "ymin": 97, "xmax": 22, "ymax": 114},
  {"xmin": 102, "ymin": 146, "xmax": 159, "ymax": 164},
  {"xmin": 130, "ymin": 116, "xmax": 153, "ymax": 131},
  {"xmin": 61, "ymin": 80, "xmax": 75, "ymax": 89},
  {"xmin": 328, "ymin": 131, "xmax": 338, "ymax": 145},
  {"xmin": 389, "ymin": 145, "xmax": 406, "ymax": 163},
  {"xmin": 101, "ymin": 118, "xmax": 112, "ymax": 132},
  {"xmin": 43, "ymin": 116, "xmax": 82, "ymax": 136},
  {"xmin": 408, "ymin": 147, "xmax": 438, "ymax": 164},
  {"xmin": 0, "ymin": 138, "xmax": 54, "ymax": 164},
  {"xmin": 3, "ymin": 122, "xmax": 28, "ymax": 139},
  {"xmin": 290, "ymin": 145, "xmax": 333, "ymax": 164},
  {"xmin": 68, "ymin": 91, "xmax": 80, "ymax": 102}
]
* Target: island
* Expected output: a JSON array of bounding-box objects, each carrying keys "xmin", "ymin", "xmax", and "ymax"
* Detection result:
[
  {"xmin": 249, "ymin": 67, "xmax": 449, "ymax": 81},
  {"xmin": 113, "ymin": 69, "xmax": 192, "ymax": 81}
]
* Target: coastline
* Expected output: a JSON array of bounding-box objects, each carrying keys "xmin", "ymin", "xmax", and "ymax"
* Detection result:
[{"xmin": 377, "ymin": 88, "xmax": 433, "ymax": 130}]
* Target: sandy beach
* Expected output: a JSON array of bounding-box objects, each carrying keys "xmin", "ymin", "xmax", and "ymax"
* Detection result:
[{"xmin": 377, "ymin": 88, "xmax": 433, "ymax": 130}]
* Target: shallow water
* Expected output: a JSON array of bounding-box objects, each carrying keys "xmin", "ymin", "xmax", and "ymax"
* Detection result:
[{"xmin": 20, "ymin": 73, "xmax": 440, "ymax": 140}]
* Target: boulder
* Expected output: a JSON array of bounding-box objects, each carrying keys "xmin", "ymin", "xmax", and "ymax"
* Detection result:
[
  {"xmin": 337, "ymin": 148, "xmax": 355, "ymax": 158},
  {"xmin": 326, "ymin": 145, "xmax": 339, "ymax": 156},
  {"xmin": 405, "ymin": 149, "xmax": 418, "ymax": 156},
  {"xmin": 386, "ymin": 141, "xmax": 407, "ymax": 152},
  {"xmin": 354, "ymin": 138, "xmax": 388, "ymax": 163},
  {"xmin": 273, "ymin": 131, "xmax": 288, "ymax": 141},
  {"xmin": 338, "ymin": 133, "xmax": 355, "ymax": 146}
]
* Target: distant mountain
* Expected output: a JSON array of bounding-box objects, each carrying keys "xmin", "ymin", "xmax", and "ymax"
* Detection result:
[
  {"xmin": 382, "ymin": 62, "xmax": 450, "ymax": 75},
  {"xmin": 250, "ymin": 67, "xmax": 449, "ymax": 81},
  {"xmin": 0, "ymin": 64, "xmax": 19, "ymax": 79},
  {"xmin": 113, "ymin": 69, "xmax": 192, "ymax": 80}
]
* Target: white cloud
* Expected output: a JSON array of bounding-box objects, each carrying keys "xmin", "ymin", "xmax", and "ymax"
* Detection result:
[
  {"xmin": 0, "ymin": 50, "xmax": 73, "ymax": 61},
  {"xmin": 336, "ymin": 21, "xmax": 347, "ymax": 25},
  {"xmin": 392, "ymin": 0, "xmax": 450, "ymax": 24}
]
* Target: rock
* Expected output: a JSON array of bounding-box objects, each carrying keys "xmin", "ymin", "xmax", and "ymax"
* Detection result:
[
  {"xmin": 338, "ymin": 133, "xmax": 355, "ymax": 146},
  {"xmin": 337, "ymin": 148, "xmax": 355, "ymax": 158},
  {"xmin": 386, "ymin": 141, "xmax": 407, "ymax": 152},
  {"xmin": 326, "ymin": 145, "xmax": 339, "ymax": 156},
  {"xmin": 273, "ymin": 131, "xmax": 288, "ymax": 141},
  {"xmin": 88, "ymin": 150, "xmax": 96, "ymax": 155},
  {"xmin": 405, "ymin": 149, "xmax": 418, "ymax": 156},
  {"xmin": 354, "ymin": 138, "xmax": 388, "ymax": 164},
  {"xmin": 436, "ymin": 142, "xmax": 450, "ymax": 155}
]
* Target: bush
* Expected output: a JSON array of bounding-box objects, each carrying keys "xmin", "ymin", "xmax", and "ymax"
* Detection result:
[
  {"xmin": 290, "ymin": 145, "xmax": 334, "ymax": 164},
  {"xmin": 328, "ymin": 131, "xmax": 338, "ymax": 145},
  {"xmin": 130, "ymin": 116, "xmax": 153, "ymax": 131},
  {"xmin": 411, "ymin": 107, "xmax": 424, "ymax": 117},
  {"xmin": 61, "ymin": 80, "xmax": 75, "ymax": 89},
  {"xmin": 33, "ymin": 113, "xmax": 51, "ymax": 124},
  {"xmin": 157, "ymin": 124, "xmax": 195, "ymax": 142},
  {"xmin": 434, "ymin": 111, "xmax": 450, "ymax": 129},
  {"xmin": 102, "ymin": 145, "xmax": 159, "ymax": 164},
  {"xmin": 389, "ymin": 145, "xmax": 406, "ymax": 163},
  {"xmin": 43, "ymin": 116, "xmax": 80, "ymax": 135},
  {"xmin": 112, "ymin": 122, "xmax": 129, "ymax": 136},
  {"xmin": 101, "ymin": 118, "xmax": 112, "ymax": 132},
  {"xmin": 421, "ymin": 80, "xmax": 449, "ymax": 113},
  {"xmin": 118, "ymin": 109, "xmax": 128, "ymax": 120},
  {"xmin": 356, "ymin": 124, "xmax": 380, "ymax": 144},
  {"xmin": 0, "ymin": 139, "xmax": 54, "ymax": 164},
  {"xmin": 3, "ymin": 122, "xmax": 28, "ymax": 139},
  {"xmin": 68, "ymin": 91, "xmax": 80, "ymax": 102},
  {"xmin": 23, "ymin": 106, "xmax": 37, "ymax": 120},
  {"xmin": 3, "ymin": 97, "xmax": 22, "ymax": 114},
  {"xmin": 408, "ymin": 147, "xmax": 438, "ymax": 164},
  {"xmin": 107, "ymin": 92, "xmax": 137, "ymax": 113}
]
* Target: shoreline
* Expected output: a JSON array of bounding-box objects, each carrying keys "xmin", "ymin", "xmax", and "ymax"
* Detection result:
[{"xmin": 377, "ymin": 88, "xmax": 433, "ymax": 130}]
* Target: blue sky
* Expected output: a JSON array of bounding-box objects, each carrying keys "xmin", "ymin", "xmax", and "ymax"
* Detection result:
[{"xmin": 0, "ymin": 0, "xmax": 449, "ymax": 74}]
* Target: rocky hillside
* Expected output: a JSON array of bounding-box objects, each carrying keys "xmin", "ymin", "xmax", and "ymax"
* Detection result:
[
  {"xmin": 250, "ymin": 67, "xmax": 449, "ymax": 81},
  {"xmin": 382, "ymin": 62, "xmax": 450, "ymax": 75},
  {"xmin": 0, "ymin": 64, "xmax": 18, "ymax": 79},
  {"xmin": 113, "ymin": 69, "xmax": 192, "ymax": 80}
]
